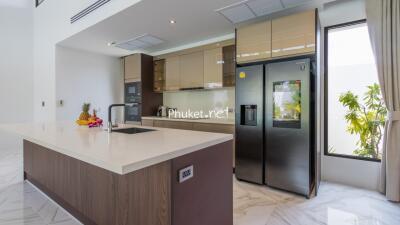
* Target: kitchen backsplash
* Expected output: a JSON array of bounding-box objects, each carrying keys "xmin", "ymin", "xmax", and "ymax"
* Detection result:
[{"xmin": 163, "ymin": 88, "xmax": 235, "ymax": 119}]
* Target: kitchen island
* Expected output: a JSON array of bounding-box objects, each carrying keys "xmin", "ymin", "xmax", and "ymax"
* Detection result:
[{"xmin": 1, "ymin": 122, "xmax": 233, "ymax": 225}]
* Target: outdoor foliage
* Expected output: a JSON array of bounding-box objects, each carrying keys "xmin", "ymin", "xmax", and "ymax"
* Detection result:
[{"xmin": 339, "ymin": 83, "xmax": 387, "ymax": 159}]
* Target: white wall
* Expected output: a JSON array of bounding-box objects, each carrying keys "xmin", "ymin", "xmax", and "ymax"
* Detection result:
[
  {"xmin": 0, "ymin": 0, "xmax": 34, "ymax": 150},
  {"xmin": 55, "ymin": 46, "xmax": 124, "ymax": 122},
  {"xmin": 33, "ymin": 0, "xmax": 143, "ymax": 122},
  {"xmin": 319, "ymin": 0, "xmax": 381, "ymax": 191}
]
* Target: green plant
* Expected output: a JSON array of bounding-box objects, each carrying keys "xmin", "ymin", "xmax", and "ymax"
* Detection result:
[{"xmin": 339, "ymin": 83, "xmax": 387, "ymax": 159}]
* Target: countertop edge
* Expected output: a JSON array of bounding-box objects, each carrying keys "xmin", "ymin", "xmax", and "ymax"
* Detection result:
[
  {"xmin": 22, "ymin": 133, "xmax": 233, "ymax": 175},
  {"xmin": 141, "ymin": 116, "xmax": 235, "ymax": 125},
  {"xmin": 121, "ymin": 135, "xmax": 233, "ymax": 174},
  {"xmin": 22, "ymin": 136, "xmax": 125, "ymax": 174}
]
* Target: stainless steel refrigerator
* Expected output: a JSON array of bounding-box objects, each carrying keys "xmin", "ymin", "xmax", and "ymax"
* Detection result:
[{"xmin": 235, "ymin": 58, "xmax": 316, "ymax": 197}]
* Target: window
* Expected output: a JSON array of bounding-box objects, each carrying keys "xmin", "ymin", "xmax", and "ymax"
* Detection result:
[
  {"xmin": 36, "ymin": 0, "xmax": 45, "ymax": 7},
  {"xmin": 325, "ymin": 20, "xmax": 386, "ymax": 161}
]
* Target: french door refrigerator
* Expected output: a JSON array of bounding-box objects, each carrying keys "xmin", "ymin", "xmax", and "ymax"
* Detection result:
[{"xmin": 235, "ymin": 58, "xmax": 315, "ymax": 197}]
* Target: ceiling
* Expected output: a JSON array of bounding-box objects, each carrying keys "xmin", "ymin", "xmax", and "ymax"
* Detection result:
[{"xmin": 58, "ymin": 0, "xmax": 332, "ymax": 57}]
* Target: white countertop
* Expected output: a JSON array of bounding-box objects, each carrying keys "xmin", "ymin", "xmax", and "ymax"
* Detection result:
[
  {"xmin": 142, "ymin": 116, "xmax": 235, "ymax": 125},
  {"xmin": 0, "ymin": 122, "xmax": 233, "ymax": 175}
]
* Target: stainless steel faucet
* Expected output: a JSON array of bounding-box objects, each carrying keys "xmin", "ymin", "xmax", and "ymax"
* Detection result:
[{"xmin": 107, "ymin": 103, "xmax": 136, "ymax": 133}]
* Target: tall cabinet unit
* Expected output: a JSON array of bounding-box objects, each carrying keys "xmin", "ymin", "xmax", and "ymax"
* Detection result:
[{"xmin": 123, "ymin": 53, "xmax": 163, "ymax": 121}]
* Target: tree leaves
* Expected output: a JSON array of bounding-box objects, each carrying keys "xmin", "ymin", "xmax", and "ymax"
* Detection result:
[{"xmin": 338, "ymin": 83, "xmax": 387, "ymax": 159}]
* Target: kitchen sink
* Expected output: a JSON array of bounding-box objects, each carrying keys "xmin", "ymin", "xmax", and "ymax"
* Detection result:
[{"xmin": 112, "ymin": 127, "xmax": 155, "ymax": 134}]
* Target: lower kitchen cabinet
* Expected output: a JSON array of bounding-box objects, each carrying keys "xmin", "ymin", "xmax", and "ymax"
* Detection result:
[
  {"xmin": 192, "ymin": 123, "xmax": 234, "ymax": 134},
  {"xmin": 141, "ymin": 119, "xmax": 154, "ymax": 127},
  {"xmin": 153, "ymin": 120, "xmax": 193, "ymax": 130}
]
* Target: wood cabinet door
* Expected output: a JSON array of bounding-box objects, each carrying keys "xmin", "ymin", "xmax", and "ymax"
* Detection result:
[
  {"xmin": 154, "ymin": 59, "xmax": 166, "ymax": 92},
  {"xmin": 153, "ymin": 120, "xmax": 193, "ymax": 130},
  {"xmin": 271, "ymin": 10, "xmax": 316, "ymax": 57},
  {"xmin": 192, "ymin": 123, "xmax": 234, "ymax": 134},
  {"xmin": 236, "ymin": 20, "xmax": 272, "ymax": 64},
  {"xmin": 141, "ymin": 119, "xmax": 154, "ymax": 127},
  {"xmin": 179, "ymin": 51, "xmax": 204, "ymax": 89},
  {"xmin": 223, "ymin": 45, "xmax": 236, "ymax": 87},
  {"xmin": 165, "ymin": 56, "xmax": 180, "ymax": 91},
  {"xmin": 124, "ymin": 54, "xmax": 141, "ymax": 81},
  {"xmin": 203, "ymin": 48, "xmax": 223, "ymax": 89}
]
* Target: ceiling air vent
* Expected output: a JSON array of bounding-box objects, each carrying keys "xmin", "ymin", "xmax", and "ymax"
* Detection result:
[
  {"xmin": 114, "ymin": 34, "xmax": 164, "ymax": 51},
  {"xmin": 246, "ymin": 0, "xmax": 284, "ymax": 16},
  {"xmin": 216, "ymin": 1, "xmax": 256, "ymax": 24},
  {"xmin": 216, "ymin": 0, "xmax": 312, "ymax": 24},
  {"xmin": 71, "ymin": 0, "xmax": 111, "ymax": 24}
]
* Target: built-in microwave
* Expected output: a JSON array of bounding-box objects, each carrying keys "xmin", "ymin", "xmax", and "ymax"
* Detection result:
[
  {"xmin": 125, "ymin": 82, "xmax": 141, "ymax": 103},
  {"xmin": 125, "ymin": 82, "xmax": 142, "ymax": 122}
]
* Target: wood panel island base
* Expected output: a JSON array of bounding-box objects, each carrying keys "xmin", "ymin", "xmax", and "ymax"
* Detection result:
[
  {"xmin": 0, "ymin": 122, "xmax": 233, "ymax": 225},
  {"xmin": 23, "ymin": 140, "xmax": 232, "ymax": 225}
]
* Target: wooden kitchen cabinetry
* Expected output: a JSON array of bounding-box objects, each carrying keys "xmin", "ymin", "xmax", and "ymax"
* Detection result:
[
  {"xmin": 192, "ymin": 123, "xmax": 234, "ymax": 134},
  {"xmin": 236, "ymin": 20, "xmax": 272, "ymax": 64},
  {"xmin": 223, "ymin": 45, "xmax": 235, "ymax": 87},
  {"xmin": 271, "ymin": 10, "xmax": 316, "ymax": 58},
  {"xmin": 165, "ymin": 56, "xmax": 180, "ymax": 91},
  {"xmin": 179, "ymin": 51, "xmax": 204, "ymax": 90},
  {"xmin": 153, "ymin": 59, "xmax": 165, "ymax": 92},
  {"xmin": 154, "ymin": 120, "xmax": 193, "ymax": 130},
  {"xmin": 153, "ymin": 39, "xmax": 235, "ymax": 92},
  {"xmin": 204, "ymin": 47, "xmax": 223, "ymax": 89},
  {"xmin": 124, "ymin": 54, "xmax": 141, "ymax": 82}
]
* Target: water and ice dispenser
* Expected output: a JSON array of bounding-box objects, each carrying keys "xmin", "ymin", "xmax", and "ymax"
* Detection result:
[{"xmin": 240, "ymin": 105, "xmax": 257, "ymax": 126}]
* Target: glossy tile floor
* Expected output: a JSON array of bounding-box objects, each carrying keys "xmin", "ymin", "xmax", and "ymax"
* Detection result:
[{"xmin": 1, "ymin": 147, "xmax": 399, "ymax": 225}]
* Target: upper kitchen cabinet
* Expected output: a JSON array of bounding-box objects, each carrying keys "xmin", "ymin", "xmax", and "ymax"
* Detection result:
[
  {"xmin": 124, "ymin": 54, "xmax": 141, "ymax": 82},
  {"xmin": 153, "ymin": 59, "xmax": 165, "ymax": 93},
  {"xmin": 271, "ymin": 10, "xmax": 316, "ymax": 58},
  {"xmin": 236, "ymin": 20, "xmax": 272, "ymax": 64},
  {"xmin": 204, "ymin": 47, "xmax": 223, "ymax": 89},
  {"xmin": 179, "ymin": 51, "xmax": 204, "ymax": 90},
  {"xmin": 165, "ymin": 56, "xmax": 180, "ymax": 91},
  {"xmin": 223, "ymin": 45, "xmax": 236, "ymax": 87}
]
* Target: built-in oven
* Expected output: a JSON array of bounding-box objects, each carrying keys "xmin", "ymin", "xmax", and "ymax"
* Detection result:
[
  {"xmin": 125, "ymin": 82, "xmax": 142, "ymax": 122},
  {"xmin": 125, "ymin": 102, "xmax": 141, "ymax": 122}
]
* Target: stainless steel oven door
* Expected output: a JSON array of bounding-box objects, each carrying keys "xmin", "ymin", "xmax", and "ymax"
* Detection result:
[{"xmin": 125, "ymin": 103, "xmax": 141, "ymax": 122}]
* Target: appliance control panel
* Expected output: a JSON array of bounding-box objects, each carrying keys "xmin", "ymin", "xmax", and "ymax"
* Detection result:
[{"xmin": 179, "ymin": 165, "xmax": 194, "ymax": 183}]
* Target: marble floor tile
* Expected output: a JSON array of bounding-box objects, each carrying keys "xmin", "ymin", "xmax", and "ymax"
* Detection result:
[
  {"xmin": 233, "ymin": 178, "xmax": 400, "ymax": 225},
  {"xmin": 0, "ymin": 147, "xmax": 399, "ymax": 225}
]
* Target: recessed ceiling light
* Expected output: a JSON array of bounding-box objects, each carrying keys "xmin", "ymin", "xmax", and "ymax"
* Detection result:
[{"xmin": 170, "ymin": 20, "xmax": 176, "ymax": 24}]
